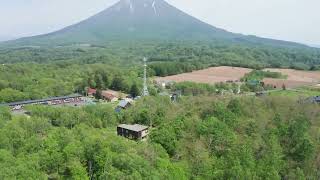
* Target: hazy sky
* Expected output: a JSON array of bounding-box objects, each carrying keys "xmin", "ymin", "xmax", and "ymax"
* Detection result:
[{"xmin": 0, "ymin": 0, "xmax": 319, "ymax": 44}]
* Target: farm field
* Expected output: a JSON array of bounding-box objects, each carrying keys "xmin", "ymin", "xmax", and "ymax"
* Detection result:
[
  {"xmin": 263, "ymin": 68, "xmax": 320, "ymax": 88},
  {"xmin": 155, "ymin": 66, "xmax": 252, "ymax": 84},
  {"xmin": 156, "ymin": 66, "xmax": 320, "ymax": 89}
]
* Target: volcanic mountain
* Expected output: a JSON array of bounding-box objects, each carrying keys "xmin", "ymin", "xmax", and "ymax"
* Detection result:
[{"xmin": 4, "ymin": 0, "xmax": 307, "ymax": 48}]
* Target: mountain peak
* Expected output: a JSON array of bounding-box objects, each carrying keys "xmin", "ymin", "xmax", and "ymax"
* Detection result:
[
  {"xmin": 4, "ymin": 0, "xmax": 307, "ymax": 48},
  {"xmin": 114, "ymin": 0, "xmax": 161, "ymax": 15}
]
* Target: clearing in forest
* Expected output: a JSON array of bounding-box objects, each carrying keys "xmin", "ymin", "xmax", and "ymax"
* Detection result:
[
  {"xmin": 263, "ymin": 68, "xmax": 320, "ymax": 88},
  {"xmin": 156, "ymin": 66, "xmax": 320, "ymax": 89},
  {"xmin": 155, "ymin": 66, "xmax": 252, "ymax": 84}
]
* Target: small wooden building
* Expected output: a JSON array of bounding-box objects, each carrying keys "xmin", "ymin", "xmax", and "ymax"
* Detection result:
[
  {"xmin": 118, "ymin": 99, "xmax": 132, "ymax": 109},
  {"xmin": 117, "ymin": 124, "xmax": 149, "ymax": 140}
]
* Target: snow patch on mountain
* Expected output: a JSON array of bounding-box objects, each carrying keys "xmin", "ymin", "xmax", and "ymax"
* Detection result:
[{"xmin": 152, "ymin": 1, "xmax": 158, "ymax": 15}]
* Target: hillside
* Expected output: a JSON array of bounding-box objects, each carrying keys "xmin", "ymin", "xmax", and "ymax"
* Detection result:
[{"xmin": 2, "ymin": 0, "xmax": 309, "ymax": 48}]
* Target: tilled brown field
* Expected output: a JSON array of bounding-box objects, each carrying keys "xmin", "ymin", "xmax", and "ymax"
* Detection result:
[
  {"xmin": 156, "ymin": 66, "xmax": 320, "ymax": 89},
  {"xmin": 155, "ymin": 66, "xmax": 252, "ymax": 84},
  {"xmin": 263, "ymin": 68, "xmax": 320, "ymax": 88}
]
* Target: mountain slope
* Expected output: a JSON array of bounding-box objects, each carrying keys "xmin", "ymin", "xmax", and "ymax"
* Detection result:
[{"xmin": 3, "ymin": 0, "xmax": 308, "ymax": 48}]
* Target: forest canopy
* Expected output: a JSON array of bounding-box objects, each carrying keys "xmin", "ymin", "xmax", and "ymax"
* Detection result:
[
  {"xmin": 0, "ymin": 39, "xmax": 320, "ymax": 179},
  {"xmin": 0, "ymin": 96, "xmax": 319, "ymax": 179}
]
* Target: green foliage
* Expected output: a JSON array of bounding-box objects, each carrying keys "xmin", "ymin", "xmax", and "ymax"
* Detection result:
[
  {"xmin": 0, "ymin": 106, "xmax": 12, "ymax": 125},
  {"xmin": 130, "ymin": 83, "xmax": 140, "ymax": 97},
  {"xmin": 149, "ymin": 61, "xmax": 203, "ymax": 77},
  {"xmin": 202, "ymin": 102, "xmax": 238, "ymax": 128},
  {"xmin": 0, "ymin": 149, "xmax": 47, "ymax": 179},
  {"xmin": 111, "ymin": 76, "xmax": 129, "ymax": 92},
  {"xmin": 94, "ymin": 89, "xmax": 103, "ymax": 100},
  {"xmin": 0, "ymin": 63, "xmax": 141, "ymax": 103},
  {"xmin": 0, "ymin": 89, "xmax": 319, "ymax": 179},
  {"xmin": 242, "ymin": 70, "xmax": 286, "ymax": 81},
  {"xmin": 0, "ymin": 88, "xmax": 26, "ymax": 103},
  {"xmin": 173, "ymin": 81, "xmax": 216, "ymax": 96},
  {"xmin": 1, "ymin": 40, "xmax": 320, "ymax": 74},
  {"xmin": 198, "ymin": 117, "xmax": 236, "ymax": 156},
  {"xmin": 150, "ymin": 125, "xmax": 178, "ymax": 156},
  {"xmin": 284, "ymin": 115, "xmax": 314, "ymax": 162},
  {"xmin": 256, "ymin": 132, "xmax": 284, "ymax": 179},
  {"xmin": 1, "ymin": 23, "xmax": 320, "ymax": 180},
  {"xmin": 227, "ymin": 99, "xmax": 243, "ymax": 115},
  {"xmin": 0, "ymin": 105, "xmax": 185, "ymax": 179}
]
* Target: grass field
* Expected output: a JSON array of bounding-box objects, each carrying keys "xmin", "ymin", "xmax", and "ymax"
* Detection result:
[{"xmin": 269, "ymin": 87, "xmax": 320, "ymax": 97}]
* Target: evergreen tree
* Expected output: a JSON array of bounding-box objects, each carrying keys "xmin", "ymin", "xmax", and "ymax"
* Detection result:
[
  {"xmin": 95, "ymin": 89, "xmax": 103, "ymax": 99},
  {"xmin": 130, "ymin": 84, "xmax": 140, "ymax": 97},
  {"xmin": 111, "ymin": 76, "xmax": 125, "ymax": 91}
]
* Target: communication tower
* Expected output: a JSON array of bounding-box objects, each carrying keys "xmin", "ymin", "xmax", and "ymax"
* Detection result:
[{"xmin": 142, "ymin": 57, "xmax": 149, "ymax": 96}]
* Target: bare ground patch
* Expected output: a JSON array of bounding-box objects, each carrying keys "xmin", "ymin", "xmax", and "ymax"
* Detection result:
[
  {"xmin": 155, "ymin": 66, "xmax": 320, "ymax": 89},
  {"xmin": 155, "ymin": 66, "xmax": 252, "ymax": 84},
  {"xmin": 263, "ymin": 68, "xmax": 320, "ymax": 88}
]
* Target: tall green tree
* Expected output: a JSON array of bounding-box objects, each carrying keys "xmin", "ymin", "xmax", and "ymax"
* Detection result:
[{"xmin": 130, "ymin": 84, "xmax": 140, "ymax": 97}]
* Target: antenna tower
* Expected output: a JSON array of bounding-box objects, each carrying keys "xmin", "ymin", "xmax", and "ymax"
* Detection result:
[{"xmin": 142, "ymin": 57, "xmax": 149, "ymax": 96}]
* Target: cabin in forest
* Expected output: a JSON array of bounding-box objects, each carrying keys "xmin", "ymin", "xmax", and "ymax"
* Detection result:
[
  {"xmin": 115, "ymin": 99, "xmax": 133, "ymax": 113},
  {"xmin": 117, "ymin": 124, "xmax": 149, "ymax": 140},
  {"xmin": 102, "ymin": 92, "xmax": 118, "ymax": 102},
  {"xmin": 118, "ymin": 99, "xmax": 132, "ymax": 109}
]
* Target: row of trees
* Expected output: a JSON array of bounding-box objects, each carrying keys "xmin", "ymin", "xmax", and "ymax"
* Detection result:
[
  {"xmin": 241, "ymin": 70, "xmax": 286, "ymax": 81},
  {"xmin": 149, "ymin": 62, "xmax": 204, "ymax": 77},
  {"xmin": 148, "ymin": 42, "xmax": 320, "ymax": 70}
]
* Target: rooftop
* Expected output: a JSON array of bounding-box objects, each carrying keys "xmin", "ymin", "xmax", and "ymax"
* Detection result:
[
  {"xmin": 102, "ymin": 91, "xmax": 117, "ymax": 100},
  {"xmin": 118, "ymin": 124, "xmax": 149, "ymax": 132},
  {"xmin": 87, "ymin": 88, "xmax": 97, "ymax": 94},
  {"xmin": 313, "ymin": 96, "xmax": 320, "ymax": 102},
  {"xmin": 102, "ymin": 90, "xmax": 120, "ymax": 97},
  {"xmin": 118, "ymin": 100, "xmax": 131, "ymax": 108}
]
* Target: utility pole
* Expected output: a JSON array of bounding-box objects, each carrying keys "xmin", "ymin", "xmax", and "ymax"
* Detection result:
[{"xmin": 142, "ymin": 57, "xmax": 149, "ymax": 96}]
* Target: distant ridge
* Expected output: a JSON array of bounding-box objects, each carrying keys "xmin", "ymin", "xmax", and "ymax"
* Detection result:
[
  {"xmin": 309, "ymin": 44, "xmax": 320, "ymax": 48},
  {"xmin": 2, "ymin": 0, "xmax": 309, "ymax": 48}
]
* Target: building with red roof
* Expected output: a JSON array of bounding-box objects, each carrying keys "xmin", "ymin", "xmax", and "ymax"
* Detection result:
[{"xmin": 87, "ymin": 88, "xmax": 97, "ymax": 97}]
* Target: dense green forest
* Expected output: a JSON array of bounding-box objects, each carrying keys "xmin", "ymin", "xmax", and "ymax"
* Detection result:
[
  {"xmin": 1, "ymin": 41, "xmax": 320, "ymax": 103},
  {"xmin": 0, "ymin": 62, "xmax": 280, "ymax": 103},
  {"xmin": 0, "ymin": 63, "xmax": 144, "ymax": 103},
  {"xmin": 0, "ymin": 40, "xmax": 320, "ymax": 179},
  {"xmin": 1, "ymin": 41, "xmax": 320, "ymax": 70},
  {"xmin": 0, "ymin": 95, "xmax": 319, "ymax": 179}
]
